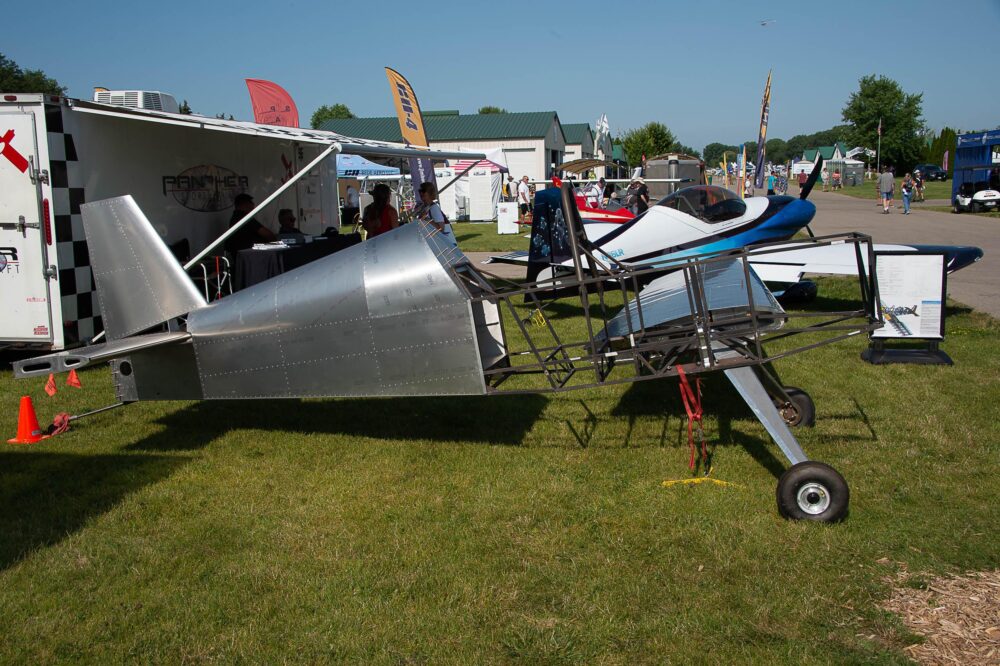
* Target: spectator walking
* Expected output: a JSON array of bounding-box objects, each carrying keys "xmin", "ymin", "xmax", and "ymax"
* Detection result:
[
  {"xmin": 517, "ymin": 175, "xmax": 531, "ymax": 221},
  {"xmin": 901, "ymin": 173, "xmax": 914, "ymax": 214},
  {"xmin": 878, "ymin": 166, "xmax": 895, "ymax": 214},
  {"xmin": 797, "ymin": 170, "xmax": 807, "ymax": 190},
  {"xmin": 913, "ymin": 170, "xmax": 925, "ymax": 202}
]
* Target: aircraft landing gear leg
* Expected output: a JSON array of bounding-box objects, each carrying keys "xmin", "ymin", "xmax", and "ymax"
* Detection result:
[{"xmin": 723, "ymin": 365, "xmax": 848, "ymax": 523}]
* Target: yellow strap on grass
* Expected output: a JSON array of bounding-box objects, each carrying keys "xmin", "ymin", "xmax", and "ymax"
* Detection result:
[{"xmin": 662, "ymin": 477, "xmax": 743, "ymax": 489}]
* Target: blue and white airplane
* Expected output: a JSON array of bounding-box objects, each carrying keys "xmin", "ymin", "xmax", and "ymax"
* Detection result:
[{"xmin": 491, "ymin": 165, "xmax": 983, "ymax": 291}]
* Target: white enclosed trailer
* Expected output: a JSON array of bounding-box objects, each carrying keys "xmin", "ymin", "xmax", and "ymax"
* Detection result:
[{"xmin": 0, "ymin": 95, "xmax": 388, "ymax": 350}]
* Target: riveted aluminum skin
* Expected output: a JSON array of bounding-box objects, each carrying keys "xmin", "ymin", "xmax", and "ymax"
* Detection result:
[
  {"xmin": 81, "ymin": 196, "xmax": 207, "ymax": 340},
  {"xmin": 187, "ymin": 221, "xmax": 487, "ymax": 399}
]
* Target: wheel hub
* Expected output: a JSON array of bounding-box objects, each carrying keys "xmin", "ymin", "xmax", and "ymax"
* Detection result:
[{"xmin": 796, "ymin": 482, "xmax": 830, "ymax": 515}]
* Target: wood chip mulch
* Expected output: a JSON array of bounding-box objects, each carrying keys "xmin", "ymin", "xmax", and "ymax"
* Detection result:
[{"xmin": 882, "ymin": 568, "xmax": 1000, "ymax": 665}]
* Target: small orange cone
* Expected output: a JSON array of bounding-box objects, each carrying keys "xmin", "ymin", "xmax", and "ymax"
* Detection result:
[
  {"xmin": 7, "ymin": 396, "xmax": 50, "ymax": 444},
  {"xmin": 44, "ymin": 373, "xmax": 57, "ymax": 397},
  {"xmin": 66, "ymin": 369, "xmax": 82, "ymax": 389}
]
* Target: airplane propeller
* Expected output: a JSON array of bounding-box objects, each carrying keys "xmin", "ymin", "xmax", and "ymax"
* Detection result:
[
  {"xmin": 799, "ymin": 155, "xmax": 824, "ymax": 201},
  {"xmin": 797, "ymin": 155, "xmax": 824, "ymax": 237}
]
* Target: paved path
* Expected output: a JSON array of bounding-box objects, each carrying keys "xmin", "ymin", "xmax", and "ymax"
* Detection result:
[
  {"xmin": 464, "ymin": 188, "xmax": 996, "ymax": 317},
  {"xmin": 807, "ymin": 189, "xmax": 996, "ymax": 317}
]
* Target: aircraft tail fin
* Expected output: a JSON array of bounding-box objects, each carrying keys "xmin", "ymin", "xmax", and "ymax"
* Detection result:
[{"xmin": 81, "ymin": 195, "xmax": 207, "ymax": 340}]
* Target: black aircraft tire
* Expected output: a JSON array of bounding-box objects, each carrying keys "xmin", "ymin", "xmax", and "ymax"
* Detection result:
[
  {"xmin": 779, "ymin": 387, "xmax": 815, "ymax": 428},
  {"xmin": 776, "ymin": 461, "xmax": 849, "ymax": 522}
]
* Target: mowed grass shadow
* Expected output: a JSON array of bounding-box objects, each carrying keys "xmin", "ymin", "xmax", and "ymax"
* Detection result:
[
  {"xmin": 127, "ymin": 393, "xmax": 548, "ymax": 452},
  {"xmin": 611, "ymin": 375, "xmax": 787, "ymax": 477},
  {"xmin": 0, "ymin": 451, "xmax": 188, "ymax": 571}
]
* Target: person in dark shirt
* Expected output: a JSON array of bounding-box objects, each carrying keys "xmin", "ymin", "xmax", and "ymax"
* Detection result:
[
  {"xmin": 225, "ymin": 193, "xmax": 276, "ymax": 255},
  {"xmin": 635, "ymin": 177, "xmax": 650, "ymax": 213},
  {"xmin": 277, "ymin": 208, "xmax": 304, "ymax": 238}
]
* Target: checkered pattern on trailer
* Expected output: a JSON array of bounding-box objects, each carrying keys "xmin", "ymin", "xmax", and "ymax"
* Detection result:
[{"xmin": 45, "ymin": 103, "xmax": 102, "ymax": 345}]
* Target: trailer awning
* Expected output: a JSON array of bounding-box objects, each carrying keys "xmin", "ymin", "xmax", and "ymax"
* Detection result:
[{"xmin": 67, "ymin": 99, "xmax": 485, "ymax": 162}]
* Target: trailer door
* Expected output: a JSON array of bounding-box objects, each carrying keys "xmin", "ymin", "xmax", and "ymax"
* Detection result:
[{"xmin": 0, "ymin": 112, "xmax": 54, "ymax": 344}]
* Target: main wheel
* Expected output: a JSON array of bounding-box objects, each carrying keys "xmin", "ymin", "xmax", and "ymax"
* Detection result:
[
  {"xmin": 776, "ymin": 461, "xmax": 849, "ymax": 522},
  {"xmin": 777, "ymin": 386, "xmax": 815, "ymax": 428}
]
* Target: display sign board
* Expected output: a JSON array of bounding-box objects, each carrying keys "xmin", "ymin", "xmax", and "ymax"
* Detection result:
[
  {"xmin": 497, "ymin": 202, "xmax": 519, "ymax": 234},
  {"xmin": 872, "ymin": 252, "xmax": 946, "ymax": 340}
]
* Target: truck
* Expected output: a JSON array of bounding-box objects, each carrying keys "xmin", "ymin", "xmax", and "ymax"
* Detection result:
[{"xmin": 0, "ymin": 93, "xmax": 354, "ymax": 350}]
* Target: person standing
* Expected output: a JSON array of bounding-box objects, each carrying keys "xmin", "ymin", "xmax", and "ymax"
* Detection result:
[
  {"xmin": 635, "ymin": 177, "xmax": 650, "ymax": 213},
  {"xmin": 343, "ymin": 184, "xmax": 360, "ymax": 228},
  {"xmin": 602, "ymin": 177, "xmax": 614, "ymax": 207},
  {"xmin": 361, "ymin": 183, "xmax": 399, "ymax": 238},
  {"xmin": 913, "ymin": 170, "xmax": 924, "ymax": 202},
  {"xmin": 504, "ymin": 174, "xmax": 516, "ymax": 202},
  {"xmin": 767, "ymin": 171, "xmax": 776, "ymax": 195},
  {"xmin": 878, "ymin": 166, "xmax": 895, "ymax": 214},
  {"xmin": 517, "ymin": 175, "xmax": 531, "ymax": 221},
  {"xmin": 900, "ymin": 173, "xmax": 914, "ymax": 215},
  {"xmin": 821, "ymin": 166, "xmax": 830, "ymax": 192},
  {"xmin": 414, "ymin": 181, "xmax": 455, "ymax": 246},
  {"xmin": 797, "ymin": 169, "xmax": 807, "ymax": 191}
]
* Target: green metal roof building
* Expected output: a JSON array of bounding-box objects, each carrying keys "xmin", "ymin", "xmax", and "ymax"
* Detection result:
[{"xmin": 320, "ymin": 111, "xmax": 568, "ymax": 181}]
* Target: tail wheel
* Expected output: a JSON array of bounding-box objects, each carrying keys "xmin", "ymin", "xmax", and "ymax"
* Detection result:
[
  {"xmin": 777, "ymin": 386, "xmax": 815, "ymax": 428},
  {"xmin": 777, "ymin": 461, "xmax": 849, "ymax": 522}
]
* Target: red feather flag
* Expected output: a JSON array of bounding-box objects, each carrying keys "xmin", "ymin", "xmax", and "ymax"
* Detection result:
[{"xmin": 245, "ymin": 79, "xmax": 299, "ymax": 128}]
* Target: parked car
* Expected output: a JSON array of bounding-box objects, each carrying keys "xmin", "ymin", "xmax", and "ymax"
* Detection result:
[{"xmin": 913, "ymin": 164, "xmax": 948, "ymax": 181}]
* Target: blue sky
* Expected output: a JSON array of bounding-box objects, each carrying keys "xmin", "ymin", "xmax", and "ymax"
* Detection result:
[{"xmin": 6, "ymin": 0, "xmax": 999, "ymax": 152}]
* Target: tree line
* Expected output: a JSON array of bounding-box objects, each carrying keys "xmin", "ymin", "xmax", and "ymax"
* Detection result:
[{"xmin": 1, "ymin": 53, "xmax": 960, "ymax": 175}]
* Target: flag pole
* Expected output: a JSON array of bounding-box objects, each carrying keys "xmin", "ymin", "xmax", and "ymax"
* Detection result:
[{"xmin": 876, "ymin": 116, "xmax": 882, "ymax": 173}]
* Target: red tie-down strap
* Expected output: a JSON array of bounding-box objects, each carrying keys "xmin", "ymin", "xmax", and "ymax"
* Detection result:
[{"xmin": 677, "ymin": 366, "xmax": 707, "ymax": 470}]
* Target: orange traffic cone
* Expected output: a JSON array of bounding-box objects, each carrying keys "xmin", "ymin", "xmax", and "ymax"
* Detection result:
[
  {"xmin": 66, "ymin": 369, "xmax": 82, "ymax": 389},
  {"xmin": 7, "ymin": 396, "xmax": 50, "ymax": 444},
  {"xmin": 44, "ymin": 373, "xmax": 57, "ymax": 396}
]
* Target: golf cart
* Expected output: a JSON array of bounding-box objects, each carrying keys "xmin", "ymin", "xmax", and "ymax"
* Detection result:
[{"xmin": 952, "ymin": 166, "xmax": 1000, "ymax": 213}]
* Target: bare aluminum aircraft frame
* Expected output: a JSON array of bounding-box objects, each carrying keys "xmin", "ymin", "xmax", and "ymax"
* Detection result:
[{"xmin": 449, "ymin": 231, "xmax": 881, "ymax": 398}]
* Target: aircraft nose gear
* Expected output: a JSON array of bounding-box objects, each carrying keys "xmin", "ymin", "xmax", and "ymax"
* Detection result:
[{"xmin": 777, "ymin": 461, "xmax": 849, "ymax": 522}]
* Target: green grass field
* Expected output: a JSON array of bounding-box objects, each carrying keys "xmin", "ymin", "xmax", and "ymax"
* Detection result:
[
  {"xmin": 833, "ymin": 178, "xmax": 952, "ymax": 201},
  {"xmin": 926, "ymin": 205, "xmax": 1000, "ymax": 218},
  {"xmin": 1, "ymin": 278, "xmax": 998, "ymax": 663},
  {"xmin": 452, "ymin": 222, "xmax": 529, "ymax": 252}
]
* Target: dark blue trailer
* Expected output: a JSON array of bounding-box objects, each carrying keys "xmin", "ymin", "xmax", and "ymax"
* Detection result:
[{"xmin": 953, "ymin": 130, "xmax": 1000, "ymax": 201}]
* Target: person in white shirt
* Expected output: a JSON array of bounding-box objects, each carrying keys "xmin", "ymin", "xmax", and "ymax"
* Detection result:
[
  {"xmin": 517, "ymin": 175, "xmax": 531, "ymax": 220},
  {"xmin": 416, "ymin": 181, "xmax": 456, "ymax": 246}
]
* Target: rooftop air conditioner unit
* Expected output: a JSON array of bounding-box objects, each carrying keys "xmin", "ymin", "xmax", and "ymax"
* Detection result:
[{"xmin": 93, "ymin": 89, "xmax": 180, "ymax": 114}]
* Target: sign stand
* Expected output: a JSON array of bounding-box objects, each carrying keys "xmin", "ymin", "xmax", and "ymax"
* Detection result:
[
  {"xmin": 861, "ymin": 251, "xmax": 953, "ymax": 366},
  {"xmin": 861, "ymin": 339, "xmax": 953, "ymax": 365}
]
